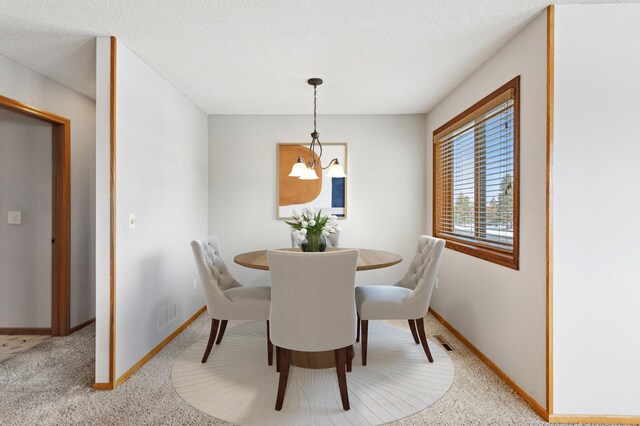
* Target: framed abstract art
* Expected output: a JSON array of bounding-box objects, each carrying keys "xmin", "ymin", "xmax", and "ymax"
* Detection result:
[{"xmin": 277, "ymin": 142, "xmax": 348, "ymax": 219}]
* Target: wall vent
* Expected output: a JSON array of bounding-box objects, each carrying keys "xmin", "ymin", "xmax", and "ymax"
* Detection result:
[
  {"xmin": 157, "ymin": 301, "xmax": 178, "ymax": 332},
  {"xmin": 433, "ymin": 335, "xmax": 453, "ymax": 351}
]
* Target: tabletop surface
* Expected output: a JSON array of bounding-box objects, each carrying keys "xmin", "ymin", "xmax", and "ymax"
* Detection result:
[{"xmin": 233, "ymin": 248, "xmax": 402, "ymax": 271}]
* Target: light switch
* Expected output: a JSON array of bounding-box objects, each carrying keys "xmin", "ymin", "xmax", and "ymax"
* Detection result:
[
  {"xmin": 8, "ymin": 211, "xmax": 21, "ymax": 225},
  {"xmin": 129, "ymin": 214, "xmax": 136, "ymax": 229}
]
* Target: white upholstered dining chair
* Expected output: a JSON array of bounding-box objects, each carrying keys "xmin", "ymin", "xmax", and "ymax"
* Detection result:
[
  {"xmin": 290, "ymin": 230, "xmax": 302, "ymax": 248},
  {"xmin": 327, "ymin": 230, "xmax": 340, "ymax": 248},
  {"xmin": 355, "ymin": 235, "xmax": 445, "ymax": 365},
  {"xmin": 268, "ymin": 250, "xmax": 359, "ymax": 411},
  {"xmin": 191, "ymin": 237, "xmax": 272, "ymax": 364}
]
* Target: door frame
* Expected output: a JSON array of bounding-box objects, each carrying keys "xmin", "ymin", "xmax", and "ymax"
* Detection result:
[{"xmin": 0, "ymin": 94, "xmax": 71, "ymax": 336}]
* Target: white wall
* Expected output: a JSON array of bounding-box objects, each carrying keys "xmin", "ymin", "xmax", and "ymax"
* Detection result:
[
  {"xmin": 0, "ymin": 54, "xmax": 96, "ymax": 328},
  {"xmin": 425, "ymin": 12, "xmax": 547, "ymax": 406},
  {"xmin": 113, "ymin": 40, "xmax": 208, "ymax": 378},
  {"xmin": 553, "ymin": 4, "xmax": 640, "ymax": 416},
  {"xmin": 0, "ymin": 110, "xmax": 52, "ymax": 327},
  {"xmin": 94, "ymin": 36, "xmax": 111, "ymax": 383},
  {"xmin": 208, "ymin": 114, "xmax": 426, "ymax": 286}
]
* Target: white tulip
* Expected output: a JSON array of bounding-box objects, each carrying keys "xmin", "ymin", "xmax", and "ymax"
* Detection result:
[
  {"xmin": 305, "ymin": 207, "xmax": 314, "ymax": 215},
  {"xmin": 300, "ymin": 228, "xmax": 307, "ymax": 235},
  {"xmin": 301, "ymin": 221, "xmax": 308, "ymax": 228},
  {"xmin": 292, "ymin": 209, "xmax": 301, "ymax": 218},
  {"xmin": 330, "ymin": 215, "xmax": 338, "ymax": 221},
  {"xmin": 309, "ymin": 219, "xmax": 316, "ymax": 226},
  {"xmin": 297, "ymin": 216, "xmax": 304, "ymax": 223},
  {"xmin": 297, "ymin": 233, "xmax": 306, "ymax": 241}
]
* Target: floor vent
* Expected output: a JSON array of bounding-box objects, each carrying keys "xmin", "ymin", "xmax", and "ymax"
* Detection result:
[{"xmin": 433, "ymin": 335, "xmax": 453, "ymax": 351}]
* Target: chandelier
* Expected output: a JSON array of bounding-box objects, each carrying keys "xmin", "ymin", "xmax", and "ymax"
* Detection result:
[{"xmin": 288, "ymin": 78, "xmax": 347, "ymax": 180}]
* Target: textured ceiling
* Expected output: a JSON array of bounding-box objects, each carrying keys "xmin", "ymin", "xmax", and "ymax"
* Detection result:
[{"xmin": 0, "ymin": 0, "xmax": 634, "ymax": 114}]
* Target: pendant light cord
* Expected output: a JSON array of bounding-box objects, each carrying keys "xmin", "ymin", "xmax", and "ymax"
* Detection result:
[
  {"xmin": 309, "ymin": 83, "xmax": 323, "ymax": 168},
  {"xmin": 307, "ymin": 80, "xmax": 334, "ymax": 170}
]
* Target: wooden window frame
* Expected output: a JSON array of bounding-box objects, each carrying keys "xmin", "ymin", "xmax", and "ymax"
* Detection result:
[{"xmin": 433, "ymin": 76, "xmax": 520, "ymax": 270}]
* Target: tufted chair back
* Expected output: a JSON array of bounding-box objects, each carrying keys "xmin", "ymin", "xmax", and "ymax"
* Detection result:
[
  {"xmin": 191, "ymin": 237, "xmax": 242, "ymax": 318},
  {"xmin": 290, "ymin": 230, "xmax": 302, "ymax": 248},
  {"xmin": 395, "ymin": 235, "xmax": 445, "ymax": 314},
  {"xmin": 326, "ymin": 229, "xmax": 340, "ymax": 248}
]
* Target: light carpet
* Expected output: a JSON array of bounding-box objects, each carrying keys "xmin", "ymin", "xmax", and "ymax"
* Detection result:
[
  {"xmin": 0, "ymin": 314, "xmax": 555, "ymax": 425},
  {"xmin": 172, "ymin": 321, "xmax": 454, "ymax": 425}
]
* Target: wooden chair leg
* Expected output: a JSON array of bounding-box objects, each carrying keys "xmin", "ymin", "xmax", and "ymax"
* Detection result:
[
  {"xmin": 334, "ymin": 347, "xmax": 350, "ymax": 410},
  {"xmin": 267, "ymin": 320, "xmax": 273, "ymax": 366},
  {"xmin": 201, "ymin": 318, "xmax": 219, "ymax": 363},
  {"xmin": 276, "ymin": 346, "xmax": 280, "ymax": 372},
  {"xmin": 361, "ymin": 320, "xmax": 369, "ymax": 366},
  {"xmin": 215, "ymin": 320, "xmax": 228, "ymax": 345},
  {"xmin": 356, "ymin": 313, "xmax": 360, "ymax": 343},
  {"xmin": 275, "ymin": 348, "xmax": 290, "ymax": 411},
  {"xmin": 346, "ymin": 344, "xmax": 353, "ymax": 372},
  {"xmin": 416, "ymin": 317, "xmax": 434, "ymax": 363},
  {"xmin": 408, "ymin": 319, "xmax": 420, "ymax": 344}
]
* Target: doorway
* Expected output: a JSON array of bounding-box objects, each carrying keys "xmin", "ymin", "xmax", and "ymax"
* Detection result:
[{"xmin": 0, "ymin": 94, "xmax": 70, "ymax": 337}]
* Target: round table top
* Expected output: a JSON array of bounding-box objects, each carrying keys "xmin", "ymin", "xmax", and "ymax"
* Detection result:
[{"xmin": 234, "ymin": 248, "xmax": 402, "ymax": 271}]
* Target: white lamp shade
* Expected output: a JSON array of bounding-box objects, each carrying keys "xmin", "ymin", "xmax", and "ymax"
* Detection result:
[
  {"xmin": 288, "ymin": 161, "xmax": 307, "ymax": 177},
  {"xmin": 299, "ymin": 167, "xmax": 319, "ymax": 180},
  {"xmin": 325, "ymin": 161, "xmax": 347, "ymax": 178}
]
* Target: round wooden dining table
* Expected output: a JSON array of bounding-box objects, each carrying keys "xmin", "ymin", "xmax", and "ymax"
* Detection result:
[
  {"xmin": 233, "ymin": 247, "xmax": 403, "ymax": 369},
  {"xmin": 233, "ymin": 247, "xmax": 402, "ymax": 271}
]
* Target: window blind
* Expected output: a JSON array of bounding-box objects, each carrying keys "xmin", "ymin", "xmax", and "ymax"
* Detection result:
[{"xmin": 435, "ymin": 95, "xmax": 516, "ymax": 253}]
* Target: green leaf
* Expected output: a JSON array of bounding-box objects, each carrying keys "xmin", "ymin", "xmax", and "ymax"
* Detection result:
[{"xmin": 284, "ymin": 221, "xmax": 301, "ymax": 229}]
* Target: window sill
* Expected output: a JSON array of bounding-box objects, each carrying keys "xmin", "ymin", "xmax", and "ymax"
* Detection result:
[{"xmin": 440, "ymin": 237, "xmax": 519, "ymax": 270}]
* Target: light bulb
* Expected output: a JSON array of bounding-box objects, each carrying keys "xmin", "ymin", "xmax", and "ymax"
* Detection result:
[
  {"xmin": 288, "ymin": 157, "xmax": 307, "ymax": 177},
  {"xmin": 325, "ymin": 160, "xmax": 347, "ymax": 178},
  {"xmin": 299, "ymin": 167, "xmax": 319, "ymax": 180}
]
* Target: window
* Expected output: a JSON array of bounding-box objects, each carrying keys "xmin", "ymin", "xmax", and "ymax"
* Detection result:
[{"xmin": 433, "ymin": 76, "xmax": 519, "ymax": 269}]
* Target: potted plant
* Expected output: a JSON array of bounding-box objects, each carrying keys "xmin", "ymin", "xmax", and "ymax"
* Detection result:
[{"xmin": 285, "ymin": 208, "xmax": 341, "ymax": 252}]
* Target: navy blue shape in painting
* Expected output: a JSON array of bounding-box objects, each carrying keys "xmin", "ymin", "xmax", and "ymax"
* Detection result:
[{"xmin": 332, "ymin": 178, "xmax": 345, "ymax": 216}]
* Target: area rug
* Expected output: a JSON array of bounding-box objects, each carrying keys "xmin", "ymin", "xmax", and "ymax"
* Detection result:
[{"xmin": 171, "ymin": 321, "xmax": 454, "ymax": 425}]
